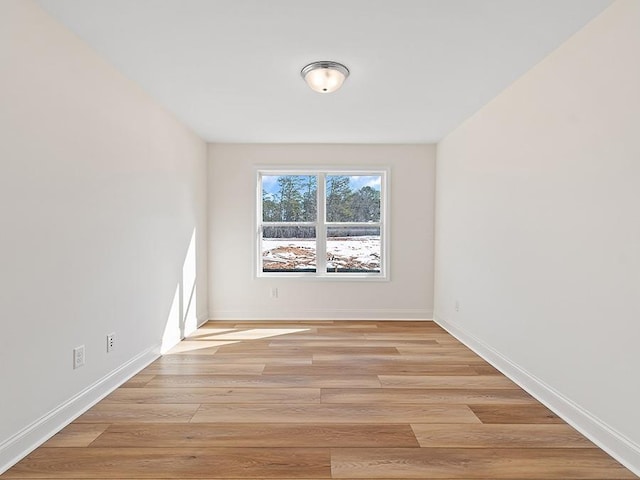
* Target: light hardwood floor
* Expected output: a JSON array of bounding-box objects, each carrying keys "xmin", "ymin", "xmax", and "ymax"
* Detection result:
[{"xmin": 3, "ymin": 321, "xmax": 636, "ymax": 479}]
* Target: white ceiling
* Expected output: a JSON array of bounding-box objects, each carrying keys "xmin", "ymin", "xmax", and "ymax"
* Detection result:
[{"xmin": 36, "ymin": 0, "xmax": 612, "ymax": 143}]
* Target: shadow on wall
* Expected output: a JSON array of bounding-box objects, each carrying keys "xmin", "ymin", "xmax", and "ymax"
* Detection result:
[{"xmin": 160, "ymin": 229, "xmax": 199, "ymax": 354}]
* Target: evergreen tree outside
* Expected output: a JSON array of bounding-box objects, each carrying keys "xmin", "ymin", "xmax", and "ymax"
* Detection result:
[
  {"xmin": 350, "ymin": 185, "xmax": 381, "ymax": 222},
  {"xmin": 262, "ymin": 190, "xmax": 279, "ymax": 221},
  {"xmin": 301, "ymin": 176, "xmax": 317, "ymax": 221},
  {"xmin": 326, "ymin": 175, "xmax": 353, "ymax": 222},
  {"xmin": 277, "ymin": 176, "xmax": 304, "ymax": 221}
]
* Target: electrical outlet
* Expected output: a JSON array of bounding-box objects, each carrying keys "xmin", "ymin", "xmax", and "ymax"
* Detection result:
[
  {"xmin": 73, "ymin": 345, "xmax": 85, "ymax": 369},
  {"xmin": 106, "ymin": 333, "xmax": 115, "ymax": 353},
  {"xmin": 271, "ymin": 287, "xmax": 278, "ymax": 299}
]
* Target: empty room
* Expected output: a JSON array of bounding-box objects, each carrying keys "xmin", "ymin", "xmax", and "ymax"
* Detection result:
[{"xmin": 1, "ymin": 0, "xmax": 638, "ymax": 478}]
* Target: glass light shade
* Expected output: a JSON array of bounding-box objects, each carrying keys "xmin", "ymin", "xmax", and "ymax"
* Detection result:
[{"xmin": 301, "ymin": 61, "xmax": 349, "ymax": 93}]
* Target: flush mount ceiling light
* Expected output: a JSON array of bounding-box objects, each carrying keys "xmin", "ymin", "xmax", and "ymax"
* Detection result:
[{"xmin": 301, "ymin": 61, "xmax": 350, "ymax": 93}]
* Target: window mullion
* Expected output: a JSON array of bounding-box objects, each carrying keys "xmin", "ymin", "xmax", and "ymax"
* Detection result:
[
  {"xmin": 316, "ymin": 173, "xmax": 327, "ymax": 274},
  {"xmin": 263, "ymin": 222, "xmax": 316, "ymax": 227},
  {"xmin": 325, "ymin": 222, "xmax": 382, "ymax": 227}
]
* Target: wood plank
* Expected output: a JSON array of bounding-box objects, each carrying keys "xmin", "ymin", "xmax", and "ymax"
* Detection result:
[
  {"xmin": 214, "ymin": 345, "xmax": 400, "ymax": 355},
  {"xmin": 146, "ymin": 374, "xmax": 381, "ymax": 388},
  {"xmin": 395, "ymin": 345, "xmax": 481, "ymax": 354},
  {"xmin": 229, "ymin": 321, "xmax": 335, "ymax": 327},
  {"xmin": 473, "ymin": 365, "xmax": 503, "ymax": 375},
  {"xmin": 186, "ymin": 328, "xmax": 241, "ymax": 339},
  {"xmin": 190, "ymin": 404, "xmax": 480, "ymax": 424},
  {"xmin": 367, "ymin": 322, "xmax": 449, "ymax": 334},
  {"xmin": 163, "ymin": 341, "xmax": 226, "ymax": 355},
  {"xmin": 211, "ymin": 349, "xmax": 317, "ymax": 358},
  {"xmin": 314, "ymin": 353, "xmax": 488, "ymax": 365},
  {"xmin": 75, "ymin": 404, "xmax": 200, "ymax": 423},
  {"xmin": 330, "ymin": 447, "xmax": 636, "ymax": 479},
  {"xmin": 393, "ymin": 353, "xmax": 488, "ymax": 364},
  {"xmin": 469, "ymin": 404, "xmax": 564, "ymax": 424},
  {"xmin": 271, "ymin": 340, "xmax": 439, "ymax": 347},
  {"xmin": 378, "ymin": 332, "xmax": 462, "ymax": 341},
  {"xmin": 378, "ymin": 375, "xmax": 519, "ymax": 389},
  {"xmin": 141, "ymin": 363, "xmax": 265, "ymax": 375},
  {"xmin": 120, "ymin": 374, "xmax": 155, "ymax": 388},
  {"xmin": 103, "ymin": 387, "xmax": 320, "ymax": 404},
  {"xmin": 158, "ymin": 353, "xmax": 312, "ymax": 365},
  {"xmin": 364, "ymin": 333, "xmax": 456, "ymax": 341},
  {"xmin": 191, "ymin": 327, "xmax": 314, "ymax": 341},
  {"xmin": 42, "ymin": 424, "xmax": 110, "ymax": 447},
  {"xmin": 265, "ymin": 364, "xmax": 479, "ymax": 376},
  {"xmin": 315, "ymin": 325, "xmax": 379, "ymax": 332},
  {"xmin": 3, "ymin": 447, "xmax": 330, "ymax": 478},
  {"xmin": 321, "ymin": 388, "xmax": 537, "ymax": 405},
  {"xmin": 411, "ymin": 424, "xmax": 595, "ymax": 448},
  {"xmin": 217, "ymin": 334, "xmax": 360, "ymax": 340},
  {"xmin": 90, "ymin": 423, "xmax": 418, "ymax": 448}
]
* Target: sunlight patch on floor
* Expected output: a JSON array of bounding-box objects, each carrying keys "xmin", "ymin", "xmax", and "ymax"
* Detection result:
[
  {"xmin": 187, "ymin": 328, "xmax": 239, "ymax": 339},
  {"xmin": 164, "ymin": 340, "xmax": 239, "ymax": 354},
  {"xmin": 164, "ymin": 327, "xmax": 311, "ymax": 355},
  {"xmin": 195, "ymin": 328, "xmax": 310, "ymax": 341}
]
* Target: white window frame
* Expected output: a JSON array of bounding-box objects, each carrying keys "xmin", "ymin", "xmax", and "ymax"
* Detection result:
[{"xmin": 256, "ymin": 168, "xmax": 389, "ymax": 280}]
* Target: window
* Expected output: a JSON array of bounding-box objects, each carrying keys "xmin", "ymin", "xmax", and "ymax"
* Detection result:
[{"xmin": 257, "ymin": 170, "xmax": 387, "ymax": 278}]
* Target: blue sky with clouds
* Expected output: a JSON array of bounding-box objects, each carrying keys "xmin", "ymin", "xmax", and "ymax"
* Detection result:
[{"xmin": 262, "ymin": 175, "xmax": 381, "ymax": 197}]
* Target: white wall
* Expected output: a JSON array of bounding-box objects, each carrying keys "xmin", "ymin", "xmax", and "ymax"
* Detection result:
[
  {"xmin": 0, "ymin": 0, "xmax": 207, "ymax": 471},
  {"xmin": 435, "ymin": 0, "xmax": 639, "ymax": 473},
  {"xmin": 208, "ymin": 143, "xmax": 434, "ymax": 320}
]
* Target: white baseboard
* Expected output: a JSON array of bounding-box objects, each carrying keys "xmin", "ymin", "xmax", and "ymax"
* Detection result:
[
  {"xmin": 208, "ymin": 308, "xmax": 433, "ymax": 321},
  {"xmin": 434, "ymin": 314, "xmax": 640, "ymax": 477},
  {"xmin": 0, "ymin": 345, "xmax": 159, "ymax": 475}
]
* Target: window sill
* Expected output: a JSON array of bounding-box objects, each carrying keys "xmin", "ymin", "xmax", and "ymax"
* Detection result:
[{"xmin": 258, "ymin": 272, "xmax": 389, "ymax": 282}]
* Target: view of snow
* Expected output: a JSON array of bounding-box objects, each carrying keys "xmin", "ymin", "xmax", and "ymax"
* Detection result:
[{"xmin": 262, "ymin": 236, "xmax": 380, "ymax": 272}]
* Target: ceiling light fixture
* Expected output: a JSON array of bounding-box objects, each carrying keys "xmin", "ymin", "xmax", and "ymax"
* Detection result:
[{"xmin": 301, "ymin": 61, "xmax": 350, "ymax": 93}]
